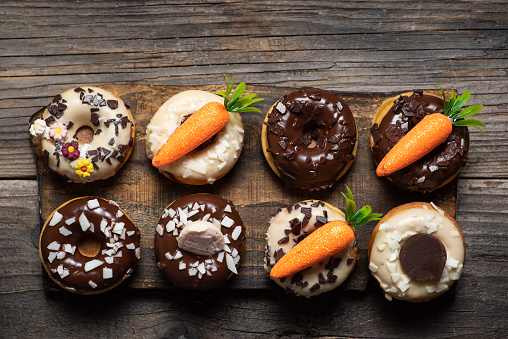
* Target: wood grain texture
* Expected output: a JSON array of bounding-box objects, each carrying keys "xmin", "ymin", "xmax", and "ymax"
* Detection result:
[{"xmin": 0, "ymin": 0, "xmax": 507, "ymax": 338}]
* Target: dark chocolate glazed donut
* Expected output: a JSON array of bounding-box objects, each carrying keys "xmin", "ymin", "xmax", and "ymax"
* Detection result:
[
  {"xmin": 39, "ymin": 197, "xmax": 141, "ymax": 294},
  {"xmin": 263, "ymin": 87, "xmax": 357, "ymax": 190},
  {"xmin": 371, "ymin": 90, "xmax": 469, "ymax": 192},
  {"xmin": 154, "ymin": 193, "xmax": 246, "ymax": 290}
]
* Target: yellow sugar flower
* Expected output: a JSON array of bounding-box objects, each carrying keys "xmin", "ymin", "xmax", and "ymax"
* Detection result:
[{"xmin": 75, "ymin": 158, "xmax": 94, "ymax": 178}]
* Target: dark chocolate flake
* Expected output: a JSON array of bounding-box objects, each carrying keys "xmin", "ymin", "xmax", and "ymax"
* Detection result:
[
  {"xmin": 278, "ymin": 236, "xmax": 289, "ymax": 244},
  {"xmin": 107, "ymin": 100, "xmax": 118, "ymax": 109},
  {"xmin": 309, "ymin": 283, "xmax": 320, "ymax": 293}
]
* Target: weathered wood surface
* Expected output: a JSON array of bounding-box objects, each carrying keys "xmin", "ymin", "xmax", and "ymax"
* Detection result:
[
  {"xmin": 0, "ymin": 1, "xmax": 507, "ymax": 338},
  {"xmin": 30, "ymin": 85, "xmax": 458, "ymax": 292}
]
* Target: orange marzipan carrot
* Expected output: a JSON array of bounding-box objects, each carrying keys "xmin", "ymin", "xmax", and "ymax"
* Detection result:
[
  {"xmin": 376, "ymin": 113, "xmax": 453, "ymax": 177},
  {"xmin": 270, "ymin": 220, "xmax": 355, "ymax": 279},
  {"xmin": 152, "ymin": 101, "xmax": 230, "ymax": 168}
]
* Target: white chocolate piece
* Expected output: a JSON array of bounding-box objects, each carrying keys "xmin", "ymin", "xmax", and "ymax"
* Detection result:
[
  {"xmin": 177, "ymin": 220, "xmax": 225, "ymax": 256},
  {"xmin": 265, "ymin": 201, "xmax": 357, "ymax": 297},
  {"xmin": 145, "ymin": 90, "xmax": 244, "ymax": 185},
  {"xmin": 369, "ymin": 204, "xmax": 465, "ymax": 301}
]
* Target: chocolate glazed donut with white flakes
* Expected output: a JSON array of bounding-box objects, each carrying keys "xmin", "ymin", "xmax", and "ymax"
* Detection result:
[
  {"xmin": 39, "ymin": 197, "xmax": 141, "ymax": 294},
  {"xmin": 154, "ymin": 193, "xmax": 246, "ymax": 290},
  {"xmin": 262, "ymin": 87, "xmax": 357, "ymax": 190}
]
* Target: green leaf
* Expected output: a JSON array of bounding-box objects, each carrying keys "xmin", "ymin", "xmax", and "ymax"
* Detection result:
[
  {"xmin": 218, "ymin": 75, "xmax": 264, "ymax": 113},
  {"xmin": 438, "ymin": 84, "xmax": 448, "ymax": 114},
  {"xmin": 448, "ymin": 90, "xmax": 470, "ymax": 116},
  {"xmin": 436, "ymin": 85, "xmax": 484, "ymax": 130},
  {"xmin": 454, "ymin": 104, "xmax": 483, "ymax": 119},
  {"xmin": 341, "ymin": 185, "xmax": 381, "ymax": 228},
  {"xmin": 352, "ymin": 205, "xmax": 372, "ymax": 223},
  {"xmin": 351, "ymin": 213, "xmax": 383, "ymax": 228},
  {"xmin": 453, "ymin": 118, "xmax": 485, "ymax": 132}
]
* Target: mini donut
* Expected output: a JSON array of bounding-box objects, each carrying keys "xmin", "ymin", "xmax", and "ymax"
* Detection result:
[
  {"xmin": 154, "ymin": 193, "xmax": 246, "ymax": 290},
  {"xmin": 29, "ymin": 86, "xmax": 135, "ymax": 183},
  {"xmin": 39, "ymin": 197, "xmax": 141, "ymax": 294},
  {"xmin": 145, "ymin": 90, "xmax": 244, "ymax": 185},
  {"xmin": 368, "ymin": 202, "xmax": 466, "ymax": 302},
  {"xmin": 264, "ymin": 200, "xmax": 358, "ymax": 297},
  {"xmin": 370, "ymin": 90, "xmax": 469, "ymax": 192},
  {"xmin": 262, "ymin": 87, "xmax": 357, "ymax": 190}
]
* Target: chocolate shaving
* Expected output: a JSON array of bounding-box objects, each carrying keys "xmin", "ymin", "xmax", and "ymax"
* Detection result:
[
  {"xmin": 309, "ymin": 283, "xmax": 320, "ymax": 293},
  {"xmin": 290, "ymin": 272, "xmax": 303, "ymax": 284},
  {"xmin": 107, "ymin": 100, "xmax": 118, "ymax": 109},
  {"xmin": 278, "ymin": 236, "xmax": 289, "ymax": 244}
]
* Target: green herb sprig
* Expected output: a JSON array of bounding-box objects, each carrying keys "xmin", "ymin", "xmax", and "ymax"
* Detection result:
[
  {"xmin": 438, "ymin": 85, "xmax": 485, "ymax": 132},
  {"xmin": 342, "ymin": 186, "xmax": 383, "ymax": 228},
  {"xmin": 216, "ymin": 75, "xmax": 264, "ymax": 113}
]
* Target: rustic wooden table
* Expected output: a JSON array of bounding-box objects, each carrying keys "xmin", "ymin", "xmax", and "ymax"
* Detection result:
[{"xmin": 1, "ymin": 1, "xmax": 507, "ymax": 338}]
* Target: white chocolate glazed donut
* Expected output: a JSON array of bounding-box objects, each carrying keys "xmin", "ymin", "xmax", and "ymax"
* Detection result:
[
  {"xmin": 30, "ymin": 86, "xmax": 135, "ymax": 183},
  {"xmin": 368, "ymin": 202, "xmax": 466, "ymax": 302},
  {"xmin": 145, "ymin": 90, "xmax": 244, "ymax": 185},
  {"xmin": 264, "ymin": 200, "xmax": 358, "ymax": 297}
]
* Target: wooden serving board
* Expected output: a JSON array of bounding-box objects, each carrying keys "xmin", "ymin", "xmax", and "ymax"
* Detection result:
[{"xmin": 31, "ymin": 85, "xmax": 457, "ymax": 292}]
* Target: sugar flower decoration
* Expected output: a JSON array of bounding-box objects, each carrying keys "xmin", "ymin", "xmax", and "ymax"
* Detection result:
[
  {"xmin": 29, "ymin": 119, "xmax": 47, "ymax": 137},
  {"xmin": 75, "ymin": 158, "xmax": 94, "ymax": 178},
  {"xmin": 62, "ymin": 142, "xmax": 80, "ymax": 160},
  {"xmin": 49, "ymin": 122, "xmax": 68, "ymax": 141}
]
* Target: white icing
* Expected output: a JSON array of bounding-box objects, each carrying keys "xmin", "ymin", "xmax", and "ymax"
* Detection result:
[{"xmin": 145, "ymin": 90, "xmax": 244, "ymax": 184}]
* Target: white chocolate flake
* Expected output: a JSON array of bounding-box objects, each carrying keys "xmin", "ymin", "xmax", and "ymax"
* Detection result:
[
  {"xmin": 87, "ymin": 199, "xmax": 100, "ymax": 210},
  {"xmin": 225, "ymin": 253, "xmax": 238, "ymax": 274},
  {"xmin": 65, "ymin": 217, "xmax": 76, "ymax": 225},
  {"xmin": 47, "ymin": 241, "xmax": 60, "ymax": 251},
  {"xmin": 84, "ymin": 259, "xmax": 104, "ymax": 272},
  {"xmin": 103, "ymin": 267, "xmax": 113, "ymax": 279},
  {"xmin": 79, "ymin": 213, "xmax": 91, "ymax": 231},
  {"xmin": 59, "ymin": 226, "xmax": 72, "ymax": 236},
  {"xmin": 88, "ymin": 280, "xmax": 97, "ymax": 289},
  {"xmin": 49, "ymin": 211, "xmax": 63, "ymax": 226},
  {"xmin": 231, "ymin": 226, "xmax": 242, "ymax": 241}
]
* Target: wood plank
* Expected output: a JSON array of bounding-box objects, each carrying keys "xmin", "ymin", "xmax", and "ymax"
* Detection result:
[
  {"xmin": 29, "ymin": 84, "xmax": 458, "ymax": 292},
  {"xmin": 0, "ymin": 179, "xmax": 506, "ymax": 338}
]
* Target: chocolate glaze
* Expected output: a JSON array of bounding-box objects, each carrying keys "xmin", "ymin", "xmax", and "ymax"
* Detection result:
[
  {"xmin": 400, "ymin": 233, "xmax": 446, "ymax": 282},
  {"xmin": 39, "ymin": 197, "xmax": 141, "ymax": 293},
  {"xmin": 154, "ymin": 193, "xmax": 246, "ymax": 290},
  {"xmin": 371, "ymin": 91, "xmax": 469, "ymax": 192},
  {"xmin": 265, "ymin": 87, "xmax": 356, "ymax": 190}
]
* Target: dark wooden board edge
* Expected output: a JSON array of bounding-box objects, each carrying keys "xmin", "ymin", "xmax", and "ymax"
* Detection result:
[{"xmin": 30, "ymin": 85, "xmax": 458, "ymax": 294}]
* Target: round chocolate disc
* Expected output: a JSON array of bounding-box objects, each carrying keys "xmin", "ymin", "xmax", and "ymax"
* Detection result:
[{"xmin": 400, "ymin": 233, "xmax": 447, "ymax": 281}]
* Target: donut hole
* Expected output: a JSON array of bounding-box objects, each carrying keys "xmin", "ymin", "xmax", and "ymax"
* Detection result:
[
  {"xmin": 78, "ymin": 233, "xmax": 102, "ymax": 257},
  {"xmin": 302, "ymin": 121, "xmax": 325, "ymax": 148},
  {"xmin": 75, "ymin": 126, "xmax": 95, "ymax": 144}
]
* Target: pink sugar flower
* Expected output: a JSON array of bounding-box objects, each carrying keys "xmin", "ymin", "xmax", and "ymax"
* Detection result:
[{"xmin": 49, "ymin": 122, "xmax": 68, "ymax": 141}]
